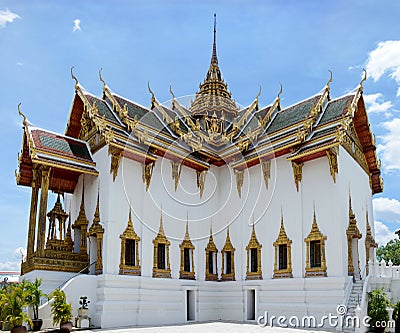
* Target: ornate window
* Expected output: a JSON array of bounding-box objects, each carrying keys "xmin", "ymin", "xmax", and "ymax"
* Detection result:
[
  {"xmin": 221, "ymin": 227, "xmax": 235, "ymax": 281},
  {"xmin": 273, "ymin": 214, "xmax": 292, "ymax": 278},
  {"xmin": 119, "ymin": 210, "xmax": 140, "ymax": 276},
  {"xmin": 246, "ymin": 224, "xmax": 262, "ymax": 280},
  {"xmin": 205, "ymin": 224, "xmax": 218, "ymax": 281},
  {"xmin": 180, "ymin": 221, "xmax": 195, "ymax": 280},
  {"xmin": 152, "ymin": 211, "xmax": 171, "ymax": 278},
  {"xmin": 304, "ymin": 209, "xmax": 327, "ymax": 277}
]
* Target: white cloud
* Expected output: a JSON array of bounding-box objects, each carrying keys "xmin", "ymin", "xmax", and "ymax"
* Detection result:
[
  {"xmin": 374, "ymin": 221, "xmax": 397, "ymax": 246},
  {"xmin": 377, "ymin": 118, "xmax": 400, "ymax": 173},
  {"xmin": 0, "ymin": 261, "xmax": 20, "ymax": 271},
  {"xmin": 365, "ymin": 40, "xmax": 400, "ymax": 96},
  {"xmin": 73, "ymin": 19, "xmax": 81, "ymax": 32},
  {"xmin": 0, "ymin": 8, "xmax": 20, "ymax": 28},
  {"xmin": 13, "ymin": 247, "xmax": 26, "ymax": 260},
  {"xmin": 16, "ymin": 62, "xmax": 23, "ymax": 66},
  {"xmin": 363, "ymin": 93, "xmax": 393, "ymax": 116},
  {"xmin": 373, "ymin": 197, "xmax": 400, "ymax": 223}
]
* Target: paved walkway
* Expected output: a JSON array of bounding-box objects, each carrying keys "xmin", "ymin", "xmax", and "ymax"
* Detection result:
[{"xmin": 85, "ymin": 322, "xmax": 332, "ymax": 333}]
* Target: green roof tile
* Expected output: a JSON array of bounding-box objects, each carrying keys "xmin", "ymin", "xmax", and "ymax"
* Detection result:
[{"xmin": 266, "ymin": 96, "xmax": 320, "ymax": 134}]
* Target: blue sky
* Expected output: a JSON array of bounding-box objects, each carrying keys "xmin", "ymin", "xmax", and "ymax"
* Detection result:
[{"xmin": 1, "ymin": 0, "xmax": 400, "ymax": 270}]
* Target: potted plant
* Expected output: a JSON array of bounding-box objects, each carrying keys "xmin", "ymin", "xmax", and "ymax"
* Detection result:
[
  {"xmin": 78, "ymin": 296, "xmax": 90, "ymax": 317},
  {"xmin": 0, "ymin": 282, "xmax": 32, "ymax": 333},
  {"xmin": 49, "ymin": 289, "xmax": 73, "ymax": 333},
  {"xmin": 367, "ymin": 289, "xmax": 391, "ymax": 333},
  {"xmin": 26, "ymin": 278, "xmax": 47, "ymax": 331}
]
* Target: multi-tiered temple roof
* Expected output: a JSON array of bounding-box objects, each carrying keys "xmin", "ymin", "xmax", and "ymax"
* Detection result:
[{"xmin": 16, "ymin": 16, "xmax": 383, "ymax": 195}]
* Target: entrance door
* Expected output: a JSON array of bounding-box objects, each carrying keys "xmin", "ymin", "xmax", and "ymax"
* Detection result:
[
  {"xmin": 246, "ymin": 289, "xmax": 256, "ymax": 320},
  {"xmin": 186, "ymin": 290, "xmax": 195, "ymax": 321}
]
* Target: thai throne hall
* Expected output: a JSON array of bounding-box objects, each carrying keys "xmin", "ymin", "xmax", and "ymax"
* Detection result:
[{"xmin": 16, "ymin": 17, "xmax": 382, "ymax": 329}]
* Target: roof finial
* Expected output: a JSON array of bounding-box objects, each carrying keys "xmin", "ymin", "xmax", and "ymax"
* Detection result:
[
  {"xmin": 70, "ymin": 66, "xmax": 79, "ymax": 89},
  {"xmin": 277, "ymin": 83, "xmax": 283, "ymax": 99},
  {"xmin": 211, "ymin": 13, "xmax": 218, "ymax": 65},
  {"xmin": 99, "ymin": 68, "xmax": 107, "ymax": 90},
  {"xmin": 17, "ymin": 102, "xmax": 27, "ymax": 127},
  {"xmin": 326, "ymin": 70, "xmax": 333, "ymax": 88},
  {"xmin": 148, "ymin": 81, "xmax": 156, "ymax": 108}
]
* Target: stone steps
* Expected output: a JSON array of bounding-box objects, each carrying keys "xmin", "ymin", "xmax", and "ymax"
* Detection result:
[{"xmin": 343, "ymin": 278, "xmax": 365, "ymax": 333}]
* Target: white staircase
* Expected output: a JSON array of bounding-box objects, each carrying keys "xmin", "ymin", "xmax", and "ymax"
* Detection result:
[{"xmin": 342, "ymin": 278, "xmax": 364, "ymax": 333}]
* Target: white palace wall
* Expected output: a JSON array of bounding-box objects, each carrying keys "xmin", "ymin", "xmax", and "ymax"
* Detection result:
[{"xmin": 30, "ymin": 143, "xmax": 375, "ymax": 329}]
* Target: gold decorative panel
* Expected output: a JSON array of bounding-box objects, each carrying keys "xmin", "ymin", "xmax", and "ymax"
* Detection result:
[
  {"xmin": 326, "ymin": 148, "xmax": 338, "ymax": 183},
  {"xmin": 291, "ymin": 162, "xmax": 303, "ymax": 192},
  {"xmin": 261, "ymin": 160, "xmax": 271, "ymax": 190},
  {"xmin": 142, "ymin": 162, "xmax": 155, "ymax": 191}
]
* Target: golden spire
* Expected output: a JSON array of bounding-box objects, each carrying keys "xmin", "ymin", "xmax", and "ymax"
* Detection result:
[
  {"xmin": 158, "ymin": 206, "xmax": 165, "ymax": 235},
  {"xmin": 93, "ymin": 184, "xmax": 101, "ymax": 225},
  {"xmin": 349, "ymin": 191, "xmax": 355, "ymax": 218},
  {"xmin": 190, "ymin": 14, "xmax": 238, "ymax": 118},
  {"xmin": 184, "ymin": 212, "xmax": 190, "ymax": 240},
  {"xmin": 211, "ymin": 13, "xmax": 218, "ymax": 66}
]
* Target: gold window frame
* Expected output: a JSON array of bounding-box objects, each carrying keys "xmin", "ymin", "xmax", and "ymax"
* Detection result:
[{"xmin": 119, "ymin": 210, "xmax": 140, "ymax": 276}]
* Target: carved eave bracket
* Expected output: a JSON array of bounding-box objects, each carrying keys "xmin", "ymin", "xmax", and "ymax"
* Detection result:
[
  {"xmin": 234, "ymin": 169, "xmax": 244, "ymax": 198},
  {"xmin": 261, "ymin": 160, "xmax": 271, "ymax": 190},
  {"xmin": 326, "ymin": 148, "xmax": 338, "ymax": 183},
  {"xmin": 291, "ymin": 162, "xmax": 303, "ymax": 191},
  {"xmin": 142, "ymin": 162, "xmax": 155, "ymax": 191},
  {"xmin": 108, "ymin": 146, "xmax": 123, "ymax": 181},
  {"xmin": 171, "ymin": 161, "xmax": 183, "ymax": 192},
  {"xmin": 196, "ymin": 170, "xmax": 207, "ymax": 198}
]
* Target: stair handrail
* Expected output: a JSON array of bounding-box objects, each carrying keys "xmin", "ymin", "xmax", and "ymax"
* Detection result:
[{"xmin": 40, "ymin": 261, "xmax": 96, "ymax": 305}]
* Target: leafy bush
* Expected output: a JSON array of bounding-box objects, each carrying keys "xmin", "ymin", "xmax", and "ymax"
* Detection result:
[
  {"xmin": 367, "ymin": 289, "xmax": 391, "ymax": 329},
  {"xmin": 49, "ymin": 289, "xmax": 73, "ymax": 325},
  {"xmin": 0, "ymin": 281, "xmax": 32, "ymax": 328}
]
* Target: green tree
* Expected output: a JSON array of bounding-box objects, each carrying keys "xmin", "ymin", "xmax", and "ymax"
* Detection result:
[{"xmin": 377, "ymin": 238, "xmax": 400, "ymax": 265}]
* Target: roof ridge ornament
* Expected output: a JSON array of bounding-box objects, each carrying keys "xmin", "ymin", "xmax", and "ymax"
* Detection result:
[
  {"xmin": 70, "ymin": 66, "xmax": 79, "ymax": 90},
  {"xmin": 349, "ymin": 69, "xmax": 367, "ymax": 117},
  {"xmin": 147, "ymin": 81, "xmax": 157, "ymax": 109},
  {"xmin": 326, "ymin": 69, "xmax": 333, "ymax": 89},
  {"xmin": 18, "ymin": 102, "xmax": 27, "ymax": 127},
  {"xmin": 99, "ymin": 68, "xmax": 107, "ymax": 91}
]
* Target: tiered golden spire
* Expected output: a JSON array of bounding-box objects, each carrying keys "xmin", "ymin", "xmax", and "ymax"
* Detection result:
[{"xmin": 190, "ymin": 14, "xmax": 238, "ymax": 118}]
